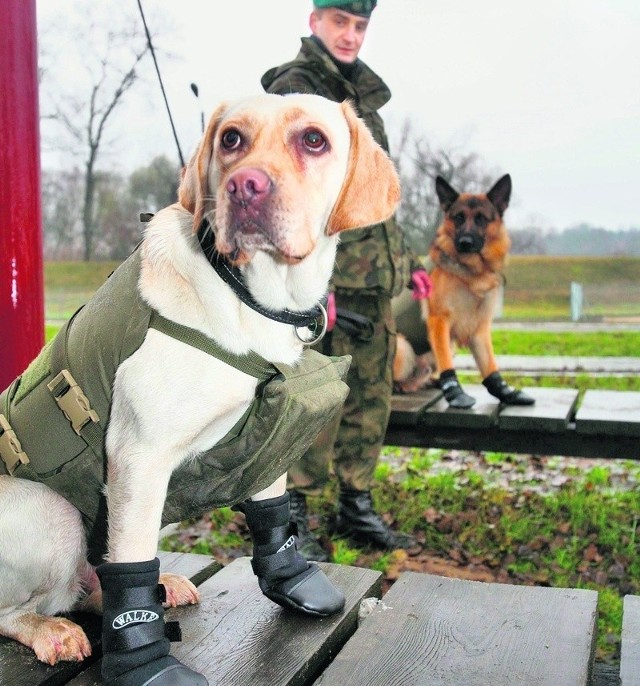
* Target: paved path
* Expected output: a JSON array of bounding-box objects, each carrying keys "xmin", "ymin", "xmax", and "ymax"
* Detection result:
[{"xmin": 456, "ymin": 354, "xmax": 640, "ymax": 375}]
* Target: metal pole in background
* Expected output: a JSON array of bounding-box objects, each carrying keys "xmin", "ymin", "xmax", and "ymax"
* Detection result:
[{"xmin": 0, "ymin": 0, "xmax": 44, "ymax": 390}]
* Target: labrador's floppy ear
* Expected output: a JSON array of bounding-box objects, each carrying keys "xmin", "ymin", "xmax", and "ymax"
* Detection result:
[
  {"xmin": 178, "ymin": 102, "xmax": 229, "ymax": 233},
  {"xmin": 326, "ymin": 101, "xmax": 401, "ymax": 236}
]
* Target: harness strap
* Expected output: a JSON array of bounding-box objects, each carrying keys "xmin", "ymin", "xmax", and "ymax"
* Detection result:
[{"xmin": 148, "ymin": 311, "xmax": 277, "ymax": 382}]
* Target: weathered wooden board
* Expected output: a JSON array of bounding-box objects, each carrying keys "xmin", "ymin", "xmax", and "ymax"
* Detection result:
[
  {"xmin": 157, "ymin": 550, "xmax": 222, "ymax": 586},
  {"xmin": 0, "ymin": 552, "xmax": 219, "ymax": 686},
  {"xmin": 314, "ymin": 572, "xmax": 598, "ymax": 686},
  {"xmin": 576, "ymin": 390, "xmax": 640, "ymax": 438},
  {"xmin": 421, "ymin": 385, "xmax": 501, "ymax": 429},
  {"xmin": 390, "ymin": 388, "xmax": 442, "ymax": 426},
  {"xmin": 68, "ymin": 558, "xmax": 382, "ymax": 686},
  {"xmin": 498, "ymin": 387, "xmax": 579, "ymax": 433},
  {"xmin": 620, "ymin": 594, "xmax": 640, "ymax": 686}
]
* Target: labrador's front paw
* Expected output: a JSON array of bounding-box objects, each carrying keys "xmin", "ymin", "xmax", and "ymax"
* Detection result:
[
  {"xmin": 29, "ymin": 616, "xmax": 92, "ymax": 665},
  {"xmin": 159, "ymin": 573, "xmax": 200, "ymax": 607}
]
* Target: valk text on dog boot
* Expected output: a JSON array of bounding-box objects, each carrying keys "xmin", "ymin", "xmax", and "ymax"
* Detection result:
[
  {"xmin": 483, "ymin": 371, "xmax": 535, "ymax": 405},
  {"xmin": 97, "ymin": 558, "xmax": 207, "ymax": 686},
  {"xmin": 236, "ymin": 493, "xmax": 345, "ymax": 616}
]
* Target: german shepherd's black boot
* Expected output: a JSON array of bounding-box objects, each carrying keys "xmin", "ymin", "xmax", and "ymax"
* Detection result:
[
  {"xmin": 334, "ymin": 487, "xmax": 418, "ymax": 551},
  {"xmin": 236, "ymin": 493, "xmax": 344, "ymax": 616},
  {"xmin": 439, "ymin": 369, "xmax": 476, "ymax": 409},
  {"xmin": 97, "ymin": 558, "xmax": 207, "ymax": 686},
  {"xmin": 289, "ymin": 490, "xmax": 330, "ymax": 562},
  {"xmin": 483, "ymin": 371, "xmax": 535, "ymax": 405}
]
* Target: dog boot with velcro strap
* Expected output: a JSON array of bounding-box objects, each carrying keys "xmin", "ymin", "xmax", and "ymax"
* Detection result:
[
  {"xmin": 97, "ymin": 558, "xmax": 208, "ymax": 686},
  {"xmin": 483, "ymin": 371, "xmax": 535, "ymax": 405},
  {"xmin": 438, "ymin": 369, "xmax": 476, "ymax": 408},
  {"xmin": 235, "ymin": 493, "xmax": 345, "ymax": 616}
]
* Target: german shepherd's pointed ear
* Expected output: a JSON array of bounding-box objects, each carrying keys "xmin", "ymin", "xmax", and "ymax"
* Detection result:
[
  {"xmin": 435, "ymin": 176, "xmax": 460, "ymax": 212},
  {"xmin": 487, "ymin": 174, "xmax": 512, "ymax": 217},
  {"xmin": 178, "ymin": 102, "xmax": 229, "ymax": 233},
  {"xmin": 326, "ymin": 101, "xmax": 401, "ymax": 236}
]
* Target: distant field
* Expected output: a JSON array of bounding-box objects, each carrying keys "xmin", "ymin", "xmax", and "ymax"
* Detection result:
[
  {"xmin": 45, "ymin": 261, "xmax": 119, "ymax": 320},
  {"xmin": 502, "ymin": 256, "xmax": 640, "ymax": 320},
  {"xmin": 44, "ymin": 256, "xmax": 640, "ymax": 322}
]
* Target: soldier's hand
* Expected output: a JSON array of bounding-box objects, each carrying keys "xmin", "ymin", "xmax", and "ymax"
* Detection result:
[{"xmin": 410, "ymin": 270, "xmax": 432, "ymax": 300}]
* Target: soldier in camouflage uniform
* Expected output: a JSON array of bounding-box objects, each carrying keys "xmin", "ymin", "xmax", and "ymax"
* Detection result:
[{"xmin": 261, "ymin": 0, "xmax": 432, "ymax": 561}]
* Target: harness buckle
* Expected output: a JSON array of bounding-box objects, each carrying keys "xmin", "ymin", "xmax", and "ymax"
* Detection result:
[
  {"xmin": 0, "ymin": 414, "xmax": 30, "ymax": 475},
  {"xmin": 47, "ymin": 369, "xmax": 100, "ymax": 435}
]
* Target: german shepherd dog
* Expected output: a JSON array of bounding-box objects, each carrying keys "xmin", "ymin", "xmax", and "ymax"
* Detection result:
[{"xmin": 403, "ymin": 174, "xmax": 534, "ymax": 409}]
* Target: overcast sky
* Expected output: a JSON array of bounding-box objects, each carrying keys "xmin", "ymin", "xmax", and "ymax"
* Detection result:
[{"xmin": 37, "ymin": 0, "xmax": 640, "ymax": 232}]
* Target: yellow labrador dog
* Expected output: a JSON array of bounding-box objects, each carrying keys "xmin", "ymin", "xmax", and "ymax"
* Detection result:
[{"xmin": 0, "ymin": 94, "xmax": 400, "ymax": 685}]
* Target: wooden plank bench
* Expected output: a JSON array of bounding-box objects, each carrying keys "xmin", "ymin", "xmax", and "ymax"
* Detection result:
[
  {"xmin": 2, "ymin": 552, "xmax": 636, "ymax": 685},
  {"xmin": 386, "ymin": 386, "xmax": 640, "ymax": 459}
]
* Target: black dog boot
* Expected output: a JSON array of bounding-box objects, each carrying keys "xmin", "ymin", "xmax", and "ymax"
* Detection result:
[
  {"xmin": 97, "ymin": 558, "xmax": 207, "ymax": 686},
  {"xmin": 439, "ymin": 369, "xmax": 476, "ymax": 408},
  {"xmin": 334, "ymin": 487, "xmax": 418, "ymax": 551},
  {"xmin": 483, "ymin": 371, "xmax": 535, "ymax": 405},
  {"xmin": 236, "ymin": 493, "xmax": 345, "ymax": 616},
  {"xmin": 289, "ymin": 490, "xmax": 330, "ymax": 562}
]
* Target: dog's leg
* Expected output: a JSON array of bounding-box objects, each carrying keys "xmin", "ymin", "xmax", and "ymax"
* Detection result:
[
  {"xmin": 427, "ymin": 316, "xmax": 476, "ymax": 409},
  {"xmin": 236, "ymin": 474, "xmax": 345, "ymax": 617},
  {"xmin": 0, "ymin": 477, "xmax": 93, "ymax": 664},
  {"xmin": 469, "ymin": 326, "xmax": 535, "ymax": 406},
  {"xmin": 96, "ymin": 452, "xmax": 206, "ymax": 685},
  {"xmin": 468, "ymin": 323, "xmax": 499, "ymax": 380}
]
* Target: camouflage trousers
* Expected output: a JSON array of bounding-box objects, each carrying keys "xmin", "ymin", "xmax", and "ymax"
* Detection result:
[{"xmin": 287, "ymin": 292, "xmax": 397, "ymax": 494}]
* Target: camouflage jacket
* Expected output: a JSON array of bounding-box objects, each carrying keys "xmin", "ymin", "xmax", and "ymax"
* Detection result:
[{"xmin": 262, "ymin": 37, "xmax": 422, "ymax": 297}]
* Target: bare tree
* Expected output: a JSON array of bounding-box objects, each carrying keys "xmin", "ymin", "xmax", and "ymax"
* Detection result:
[
  {"xmin": 41, "ymin": 169, "xmax": 84, "ymax": 259},
  {"xmin": 391, "ymin": 119, "xmax": 500, "ymax": 253},
  {"xmin": 40, "ymin": 8, "xmax": 150, "ymax": 260},
  {"xmin": 509, "ymin": 228, "xmax": 548, "ymax": 255}
]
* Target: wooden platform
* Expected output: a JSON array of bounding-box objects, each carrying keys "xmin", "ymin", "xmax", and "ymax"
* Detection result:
[
  {"xmin": 1, "ymin": 552, "xmax": 637, "ymax": 685},
  {"xmin": 386, "ymin": 387, "xmax": 640, "ymax": 459}
]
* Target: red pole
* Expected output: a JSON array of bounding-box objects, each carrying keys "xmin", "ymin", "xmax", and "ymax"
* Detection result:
[{"xmin": 0, "ymin": 0, "xmax": 44, "ymax": 390}]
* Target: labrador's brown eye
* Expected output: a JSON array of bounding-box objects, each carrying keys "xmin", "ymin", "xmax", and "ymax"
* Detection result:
[
  {"xmin": 303, "ymin": 129, "xmax": 327, "ymax": 153},
  {"xmin": 221, "ymin": 129, "xmax": 242, "ymax": 150}
]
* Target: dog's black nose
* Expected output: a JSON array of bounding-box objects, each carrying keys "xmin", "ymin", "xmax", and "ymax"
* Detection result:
[{"xmin": 455, "ymin": 234, "xmax": 482, "ymax": 253}]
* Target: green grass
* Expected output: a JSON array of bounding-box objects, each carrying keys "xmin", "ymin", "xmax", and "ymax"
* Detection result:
[
  {"xmin": 45, "ymin": 261, "xmax": 119, "ymax": 290},
  {"xmin": 371, "ymin": 456, "xmax": 640, "ymax": 661},
  {"xmin": 491, "ymin": 330, "xmax": 640, "ymax": 356}
]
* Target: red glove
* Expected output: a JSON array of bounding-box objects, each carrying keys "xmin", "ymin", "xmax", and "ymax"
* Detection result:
[
  {"xmin": 326, "ymin": 291, "xmax": 337, "ymax": 331},
  {"xmin": 410, "ymin": 270, "xmax": 433, "ymax": 300}
]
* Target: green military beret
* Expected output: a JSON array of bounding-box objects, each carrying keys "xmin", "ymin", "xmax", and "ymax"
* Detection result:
[{"xmin": 313, "ymin": 0, "xmax": 377, "ymax": 17}]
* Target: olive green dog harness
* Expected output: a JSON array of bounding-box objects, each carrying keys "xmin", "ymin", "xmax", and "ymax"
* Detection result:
[{"xmin": 0, "ymin": 247, "xmax": 350, "ymax": 562}]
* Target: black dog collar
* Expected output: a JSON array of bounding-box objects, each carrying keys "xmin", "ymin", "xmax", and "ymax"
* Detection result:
[{"xmin": 196, "ymin": 220, "xmax": 326, "ymax": 332}]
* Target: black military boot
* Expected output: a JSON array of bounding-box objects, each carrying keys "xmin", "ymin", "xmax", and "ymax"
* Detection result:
[
  {"xmin": 334, "ymin": 487, "xmax": 418, "ymax": 550},
  {"xmin": 439, "ymin": 369, "xmax": 476, "ymax": 408},
  {"xmin": 97, "ymin": 558, "xmax": 207, "ymax": 686},
  {"xmin": 483, "ymin": 371, "xmax": 535, "ymax": 405},
  {"xmin": 289, "ymin": 490, "xmax": 330, "ymax": 562},
  {"xmin": 236, "ymin": 493, "xmax": 344, "ymax": 616}
]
